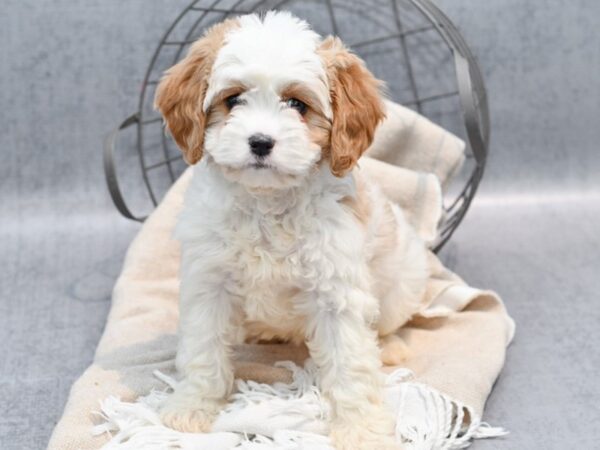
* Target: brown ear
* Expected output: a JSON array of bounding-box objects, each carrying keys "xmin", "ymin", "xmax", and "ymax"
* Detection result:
[
  {"xmin": 154, "ymin": 19, "xmax": 238, "ymax": 164},
  {"xmin": 319, "ymin": 37, "xmax": 385, "ymax": 176}
]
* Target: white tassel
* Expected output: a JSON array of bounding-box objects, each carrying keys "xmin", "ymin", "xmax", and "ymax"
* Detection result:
[
  {"xmin": 385, "ymin": 374, "xmax": 508, "ymax": 450},
  {"xmin": 92, "ymin": 361, "xmax": 507, "ymax": 450}
]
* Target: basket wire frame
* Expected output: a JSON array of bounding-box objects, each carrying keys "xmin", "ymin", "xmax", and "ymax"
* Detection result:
[{"xmin": 104, "ymin": 0, "xmax": 489, "ymax": 252}]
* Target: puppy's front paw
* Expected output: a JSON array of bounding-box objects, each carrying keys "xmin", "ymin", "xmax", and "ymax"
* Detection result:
[
  {"xmin": 330, "ymin": 413, "xmax": 401, "ymax": 450},
  {"xmin": 160, "ymin": 390, "xmax": 225, "ymax": 433}
]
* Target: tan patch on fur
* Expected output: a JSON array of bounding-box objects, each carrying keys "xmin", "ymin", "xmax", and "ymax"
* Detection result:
[
  {"xmin": 206, "ymin": 101, "xmax": 229, "ymax": 129},
  {"xmin": 341, "ymin": 172, "xmax": 372, "ymax": 226},
  {"xmin": 212, "ymin": 83, "xmax": 247, "ymax": 106},
  {"xmin": 206, "ymin": 83, "xmax": 247, "ymax": 128},
  {"xmin": 305, "ymin": 110, "xmax": 331, "ymax": 152},
  {"xmin": 154, "ymin": 18, "xmax": 240, "ymax": 164},
  {"xmin": 280, "ymin": 83, "xmax": 332, "ymax": 151},
  {"xmin": 374, "ymin": 202, "xmax": 399, "ymax": 248},
  {"xmin": 342, "ymin": 172, "xmax": 398, "ymax": 258},
  {"xmin": 318, "ymin": 37, "xmax": 386, "ymax": 176},
  {"xmin": 280, "ymin": 83, "xmax": 324, "ymax": 114}
]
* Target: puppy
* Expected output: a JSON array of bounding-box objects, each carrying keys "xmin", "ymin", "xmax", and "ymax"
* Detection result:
[{"xmin": 155, "ymin": 11, "xmax": 429, "ymax": 449}]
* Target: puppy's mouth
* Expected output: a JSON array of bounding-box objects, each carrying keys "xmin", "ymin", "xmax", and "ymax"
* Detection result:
[{"xmin": 249, "ymin": 161, "xmax": 274, "ymax": 170}]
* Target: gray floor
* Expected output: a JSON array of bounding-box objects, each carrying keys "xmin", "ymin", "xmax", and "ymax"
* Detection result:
[{"xmin": 1, "ymin": 1, "xmax": 599, "ymax": 449}]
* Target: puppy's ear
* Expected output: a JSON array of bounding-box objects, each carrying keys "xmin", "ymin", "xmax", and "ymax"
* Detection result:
[
  {"xmin": 319, "ymin": 37, "xmax": 385, "ymax": 177},
  {"xmin": 154, "ymin": 19, "xmax": 237, "ymax": 164}
]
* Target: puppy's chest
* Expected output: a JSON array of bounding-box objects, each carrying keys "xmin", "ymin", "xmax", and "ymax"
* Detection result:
[
  {"xmin": 227, "ymin": 213, "xmax": 308, "ymax": 289},
  {"xmin": 208, "ymin": 185, "xmax": 363, "ymax": 327},
  {"xmin": 224, "ymin": 221, "xmax": 295, "ymax": 327}
]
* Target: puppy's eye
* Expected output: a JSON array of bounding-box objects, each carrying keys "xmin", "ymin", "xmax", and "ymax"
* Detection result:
[
  {"xmin": 225, "ymin": 94, "xmax": 243, "ymax": 110},
  {"xmin": 286, "ymin": 98, "xmax": 307, "ymax": 115}
]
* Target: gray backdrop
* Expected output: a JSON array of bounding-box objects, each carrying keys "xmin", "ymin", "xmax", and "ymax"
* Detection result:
[{"xmin": 1, "ymin": 0, "xmax": 599, "ymax": 449}]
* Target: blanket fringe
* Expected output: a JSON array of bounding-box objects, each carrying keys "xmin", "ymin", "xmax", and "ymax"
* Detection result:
[{"xmin": 92, "ymin": 362, "xmax": 507, "ymax": 449}]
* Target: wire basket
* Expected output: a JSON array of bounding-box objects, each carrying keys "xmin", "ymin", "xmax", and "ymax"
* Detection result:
[{"xmin": 104, "ymin": 0, "xmax": 489, "ymax": 252}]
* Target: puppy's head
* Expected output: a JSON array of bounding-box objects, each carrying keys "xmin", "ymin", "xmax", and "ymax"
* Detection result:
[{"xmin": 155, "ymin": 11, "xmax": 384, "ymax": 189}]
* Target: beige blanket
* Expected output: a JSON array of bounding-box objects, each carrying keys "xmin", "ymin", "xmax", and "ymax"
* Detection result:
[{"xmin": 48, "ymin": 101, "xmax": 514, "ymax": 449}]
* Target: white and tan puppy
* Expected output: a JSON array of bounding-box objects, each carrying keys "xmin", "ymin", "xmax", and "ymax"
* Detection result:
[{"xmin": 155, "ymin": 11, "xmax": 429, "ymax": 449}]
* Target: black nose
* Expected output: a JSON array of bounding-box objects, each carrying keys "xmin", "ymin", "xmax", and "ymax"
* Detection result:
[{"xmin": 248, "ymin": 133, "xmax": 274, "ymax": 157}]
